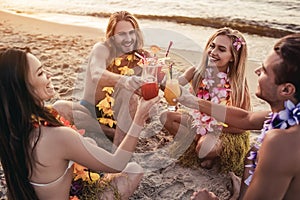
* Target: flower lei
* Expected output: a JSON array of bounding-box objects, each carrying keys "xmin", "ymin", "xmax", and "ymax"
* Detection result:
[
  {"xmin": 96, "ymin": 51, "xmax": 144, "ymax": 128},
  {"xmin": 31, "ymin": 107, "xmax": 85, "ymax": 135},
  {"xmin": 244, "ymin": 100, "xmax": 300, "ymax": 186},
  {"xmin": 190, "ymin": 67, "xmax": 231, "ymax": 135}
]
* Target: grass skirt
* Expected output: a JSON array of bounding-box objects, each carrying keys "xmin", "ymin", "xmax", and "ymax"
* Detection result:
[
  {"xmin": 70, "ymin": 173, "xmax": 125, "ymax": 200},
  {"xmin": 169, "ymin": 130, "xmax": 250, "ymax": 176}
]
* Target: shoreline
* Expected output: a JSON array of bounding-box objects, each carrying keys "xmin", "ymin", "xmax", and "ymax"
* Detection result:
[
  {"xmin": 4, "ymin": 8, "xmax": 298, "ymax": 38},
  {"xmin": 0, "ymin": 9, "xmax": 279, "ymax": 62}
]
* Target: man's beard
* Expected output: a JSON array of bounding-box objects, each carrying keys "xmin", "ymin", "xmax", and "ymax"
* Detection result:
[{"xmin": 118, "ymin": 40, "xmax": 136, "ymax": 54}]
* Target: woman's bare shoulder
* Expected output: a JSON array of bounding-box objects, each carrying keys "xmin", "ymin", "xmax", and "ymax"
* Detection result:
[{"xmin": 38, "ymin": 126, "xmax": 81, "ymax": 143}]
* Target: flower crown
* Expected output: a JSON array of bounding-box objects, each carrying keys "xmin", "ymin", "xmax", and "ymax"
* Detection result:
[{"xmin": 233, "ymin": 37, "xmax": 245, "ymax": 51}]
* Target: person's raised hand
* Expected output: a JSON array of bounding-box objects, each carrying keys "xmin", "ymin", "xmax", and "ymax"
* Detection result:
[
  {"xmin": 134, "ymin": 96, "xmax": 160, "ymax": 126},
  {"xmin": 119, "ymin": 75, "xmax": 143, "ymax": 95},
  {"xmin": 178, "ymin": 65, "xmax": 196, "ymax": 86}
]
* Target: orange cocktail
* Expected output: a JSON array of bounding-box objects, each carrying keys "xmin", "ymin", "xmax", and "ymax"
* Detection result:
[{"xmin": 164, "ymin": 79, "xmax": 180, "ymax": 110}]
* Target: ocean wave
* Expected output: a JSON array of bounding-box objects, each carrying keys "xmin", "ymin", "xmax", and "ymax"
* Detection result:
[
  {"xmin": 1, "ymin": 0, "xmax": 299, "ymax": 38},
  {"xmin": 88, "ymin": 12, "xmax": 299, "ymax": 38}
]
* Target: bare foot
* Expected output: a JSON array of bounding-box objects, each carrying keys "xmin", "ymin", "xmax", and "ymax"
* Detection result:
[
  {"xmin": 103, "ymin": 162, "xmax": 143, "ymax": 200},
  {"xmin": 200, "ymin": 159, "xmax": 214, "ymax": 169},
  {"xmin": 229, "ymin": 172, "xmax": 241, "ymax": 200},
  {"xmin": 190, "ymin": 189, "xmax": 219, "ymax": 200}
]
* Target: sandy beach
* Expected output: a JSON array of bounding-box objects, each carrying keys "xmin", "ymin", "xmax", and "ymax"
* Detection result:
[{"xmin": 0, "ymin": 10, "xmax": 275, "ymax": 199}]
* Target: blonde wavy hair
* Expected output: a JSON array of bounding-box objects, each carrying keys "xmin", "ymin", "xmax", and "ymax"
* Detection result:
[
  {"xmin": 104, "ymin": 11, "xmax": 144, "ymax": 63},
  {"xmin": 192, "ymin": 27, "xmax": 251, "ymax": 110}
]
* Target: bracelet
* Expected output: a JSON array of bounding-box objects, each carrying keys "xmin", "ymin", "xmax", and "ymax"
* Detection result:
[{"xmin": 127, "ymin": 122, "xmax": 143, "ymax": 137}]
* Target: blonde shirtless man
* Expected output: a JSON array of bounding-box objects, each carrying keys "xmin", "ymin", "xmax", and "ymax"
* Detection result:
[{"xmin": 54, "ymin": 11, "xmax": 145, "ymax": 147}]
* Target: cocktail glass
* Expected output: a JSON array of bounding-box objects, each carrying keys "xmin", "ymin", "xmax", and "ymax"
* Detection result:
[
  {"xmin": 164, "ymin": 79, "xmax": 180, "ymax": 111},
  {"xmin": 141, "ymin": 65, "xmax": 159, "ymax": 100}
]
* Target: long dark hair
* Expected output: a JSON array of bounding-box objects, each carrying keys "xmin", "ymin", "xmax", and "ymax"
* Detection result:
[{"xmin": 0, "ymin": 48, "xmax": 61, "ymax": 199}]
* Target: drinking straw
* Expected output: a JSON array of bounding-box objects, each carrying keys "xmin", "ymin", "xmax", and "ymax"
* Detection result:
[
  {"xmin": 166, "ymin": 67, "xmax": 171, "ymax": 80},
  {"xmin": 169, "ymin": 63, "xmax": 173, "ymax": 79},
  {"xmin": 134, "ymin": 52, "xmax": 146, "ymax": 64},
  {"xmin": 165, "ymin": 41, "xmax": 173, "ymax": 57}
]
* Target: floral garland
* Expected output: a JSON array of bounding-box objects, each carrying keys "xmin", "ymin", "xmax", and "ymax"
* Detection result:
[
  {"xmin": 96, "ymin": 86, "xmax": 116, "ymax": 128},
  {"xmin": 189, "ymin": 67, "xmax": 231, "ymax": 135},
  {"xmin": 244, "ymin": 100, "xmax": 300, "ymax": 186},
  {"xmin": 31, "ymin": 107, "xmax": 85, "ymax": 135},
  {"xmin": 96, "ymin": 51, "xmax": 143, "ymax": 128}
]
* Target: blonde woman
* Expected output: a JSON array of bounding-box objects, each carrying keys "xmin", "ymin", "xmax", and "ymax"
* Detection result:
[{"xmin": 160, "ymin": 27, "xmax": 251, "ymax": 175}]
